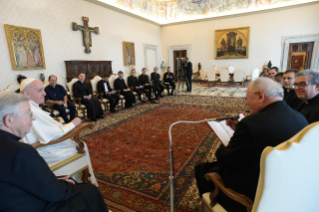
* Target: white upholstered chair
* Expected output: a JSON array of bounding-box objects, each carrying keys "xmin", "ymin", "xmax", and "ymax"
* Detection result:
[
  {"xmin": 246, "ymin": 68, "xmax": 260, "ymax": 82},
  {"xmin": 67, "ymin": 78, "xmax": 86, "ymax": 118},
  {"xmin": 233, "ymin": 69, "xmax": 245, "ymax": 86},
  {"xmin": 203, "ymin": 122, "xmax": 319, "ymax": 212},
  {"xmin": 206, "ymin": 69, "xmax": 216, "ymax": 86},
  {"xmin": 218, "ymin": 69, "xmax": 230, "ymax": 86},
  {"xmin": 227, "ymin": 66, "xmax": 235, "ymax": 74},
  {"xmin": 3, "ymin": 84, "xmax": 20, "ymax": 92},
  {"xmin": 200, "ymin": 69, "xmax": 207, "ymax": 82},
  {"xmin": 33, "ymin": 123, "xmax": 95, "ymax": 184}
]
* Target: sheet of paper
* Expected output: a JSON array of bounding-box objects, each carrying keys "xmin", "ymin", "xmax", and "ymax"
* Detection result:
[
  {"xmin": 111, "ymin": 90, "xmax": 116, "ymax": 94},
  {"xmin": 207, "ymin": 114, "xmax": 245, "ymax": 147}
]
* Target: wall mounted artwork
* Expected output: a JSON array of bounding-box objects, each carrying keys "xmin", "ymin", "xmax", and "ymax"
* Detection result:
[
  {"xmin": 123, "ymin": 41, "xmax": 136, "ymax": 66},
  {"xmin": 215, "ymin": 27, "xmax": 250, "ymax": 59},
  {"xmin": 4, "ymin": 24, "xmax": 46, "ymax": 70}
]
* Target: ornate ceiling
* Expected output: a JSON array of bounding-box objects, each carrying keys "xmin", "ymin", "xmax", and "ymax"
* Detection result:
[{"xmin": 95, "ymin": 0, "xmax": 318, "ymax": 25}]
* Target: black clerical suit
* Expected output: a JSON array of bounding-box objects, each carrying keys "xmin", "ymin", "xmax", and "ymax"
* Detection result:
[
  {"xmin": 283, "ymin": 87, "xmax": 303, "ymax": 111},
  {"xmin": 114, "ymin": 77, "xmax": 136, "ymax": 108},
  {"xmin": 184, "ymin": 61, "xmax": 193, "ymax": 91},
  {"xmin": 163, "ymin": 72, "xmax": 176, "ymax": 95},
  {"xmin": 298, "ymin": 93, "xmax": 319, "ymax": 124},
  {"xmin": 0, "ymin": 129, "xmax": 108, "ymax": 212},
  {"xmin": 128, "ymin": 75, "xmax": 152, "ymax": 101},
  {"xmin": 151, "ymin": 72, "xmax": 164, "ymax": 97},
  {"xmin": 72, "ymin": 81, "xmax": 104, "ymax": 121},
  {"xmin": 97, "ymin": 80, "xmax": 120, "ymax": 112},
  {"xmin": 195, "ymin": 101, "xmax": 308, "ymax": 212},
  {"xmin": 139, "ymin": 74, "xmax": 154, "ymax": 98},
  {"xmin": 45, "ymin": 84, "xmax": 76, "ymax": 123}
]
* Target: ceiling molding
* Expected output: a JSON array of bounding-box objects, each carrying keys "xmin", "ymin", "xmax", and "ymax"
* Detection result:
[{"xmin": 84, "ymin": 0, "xmax": 319, "ymax": 27}]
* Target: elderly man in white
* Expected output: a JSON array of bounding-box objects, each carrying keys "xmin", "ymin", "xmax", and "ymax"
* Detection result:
[{"xmin": 20, "ymin": 78, "xmax": 98, "ymax": 186}]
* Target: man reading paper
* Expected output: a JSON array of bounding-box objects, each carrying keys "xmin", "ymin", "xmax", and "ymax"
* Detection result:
[{"xmin": 195, "ymin": 78, "xmax": 307, "ymax": 212}]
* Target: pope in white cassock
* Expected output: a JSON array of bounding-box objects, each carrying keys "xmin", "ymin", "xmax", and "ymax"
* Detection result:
[{"xmin": 20, "ymin": 78, "xmax": 98, "ymax": 186}]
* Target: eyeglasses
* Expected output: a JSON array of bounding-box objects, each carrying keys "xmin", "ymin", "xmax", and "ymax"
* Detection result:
[
  {"xmin": 13, "ymin": 111, "xmax": 33, "ymax": 118},
  {"xmin": 293, "ymin": 82, "xmax": 314, "ymax": 88},
  {"xmin": 283, "ymin": 77, "xmax": 294, "ymax": 81}
]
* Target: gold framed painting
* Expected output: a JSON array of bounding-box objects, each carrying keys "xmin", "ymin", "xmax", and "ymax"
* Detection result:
[
  {"xmin": 215, "ymin": 27, "xmax": 250, "ymax": 59},
  {"xmin": 4, "ymin": 24, "xmax": 46, "ymax": 70},
  {"xmin": 123, "ymin": 41, "xmax": 135, "ymax": 66}
]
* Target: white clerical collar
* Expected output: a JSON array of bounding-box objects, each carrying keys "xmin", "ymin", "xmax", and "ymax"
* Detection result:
[{"xmin": 29, "ymin": 100, "xmax": 40, "ymax": 108}]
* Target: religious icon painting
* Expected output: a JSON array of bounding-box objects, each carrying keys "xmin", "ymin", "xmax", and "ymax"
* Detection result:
[
  {"xmin": 4, "ymin": 24, "xmax": 46, "ymax": 70},
  {"xmin": 123, "ymin": 41, "xmax": 136, "ymax": 66},
  {"xmin": 215, "ymin": 27, "xmax": 250, "ymax": 59}
]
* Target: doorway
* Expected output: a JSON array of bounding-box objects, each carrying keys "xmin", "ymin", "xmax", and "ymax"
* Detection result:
[
  {"xmin": 173, "ymin": 50, "xmax": 187, "ymax": 81},
  {"xmin": 287, "ymin": 42, "xmax": 314, "ymax": 70}
]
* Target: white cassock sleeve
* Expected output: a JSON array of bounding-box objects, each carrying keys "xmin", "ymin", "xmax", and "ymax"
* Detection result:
[{"xmin": 23, "ymin": 101, "xmax": 75, "ymax": 145}]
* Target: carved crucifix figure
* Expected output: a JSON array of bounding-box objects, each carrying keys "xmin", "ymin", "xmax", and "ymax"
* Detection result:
[{"xmin": 72, "ymin": 17, "xmax": 99, "ymax": 53}]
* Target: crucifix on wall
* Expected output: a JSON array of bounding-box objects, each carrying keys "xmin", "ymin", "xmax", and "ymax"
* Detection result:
[{"xmin": 72, "ymin": 17, "xmax": 99, "ymax": 54}]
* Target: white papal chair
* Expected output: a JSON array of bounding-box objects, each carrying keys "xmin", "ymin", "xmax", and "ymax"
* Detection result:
[
  {"xmin": 3, "ymin": 84, "xmax": 20, "ymax": 92},
  {"xmin": 246, "ymin": 68, "xmax": 260, "ymax": 82},
  {"xmin": 203, "ymin": 122, "xmax": 319, "ymax": 212},
  {"xmin": 33, "ymin": 123, "xmax": 95, "ymax": 184},
  {"xmin": 200, "ymin": 69, "xmax": 207, "ymax": 82}
]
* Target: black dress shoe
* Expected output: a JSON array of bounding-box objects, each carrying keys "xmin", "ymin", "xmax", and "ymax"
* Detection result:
[{"xmin": 110, "ymin": 109, "xmax": 117, "ymax": 113}]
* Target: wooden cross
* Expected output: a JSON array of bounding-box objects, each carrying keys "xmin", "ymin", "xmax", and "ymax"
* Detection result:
[{"xmin": 72, "ymin": 17, "xmax": 99, "ymax": 54}]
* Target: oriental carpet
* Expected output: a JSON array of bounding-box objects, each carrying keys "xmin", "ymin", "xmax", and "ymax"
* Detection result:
[{"xmin": 81, "ymin": 96, "xmax": 247, "ymax": 212}]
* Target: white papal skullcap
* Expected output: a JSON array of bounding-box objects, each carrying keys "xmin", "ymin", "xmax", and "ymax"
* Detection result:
[{"xmin": 20, "ymin": 78, "xmax": 36, "ymax": 91}]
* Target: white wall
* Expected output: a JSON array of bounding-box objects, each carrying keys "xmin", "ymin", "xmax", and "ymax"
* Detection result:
[
  {"xmin": 0, "ymin": 0, "xmax": 162, "ymax": 90},
  {"xmin": 161, "ymin": 4, "xmax": 319, "ymax": 76}
]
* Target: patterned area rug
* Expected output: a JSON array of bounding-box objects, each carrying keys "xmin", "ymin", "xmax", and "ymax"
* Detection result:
[{"xmin": 81, "ymin": 96, "xmax": 247, "ymax": 212}]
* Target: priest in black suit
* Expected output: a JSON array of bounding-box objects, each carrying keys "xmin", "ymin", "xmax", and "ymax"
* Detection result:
[
  {"xmin": 0, "ymin": 92, "xmax": 108, "ymax": 212},
  {"xmin": 283, "ymin": 69, "xmax": 303, "ymax": 110},
  {"xmin": 184, "ymin": 57, "xmax": 193, "ymax": 92},
  {"xmin": 97, "ymin": 75, "xmax": 119, "ymax": 113},
  {"xmin": 151, "ymin": 67, "xmax": 164, "ymax": 98},
  {"xmin": 163, "ymin": 66, "xmax": 176, "ymax": 96},
  {"xmin": 128, "ymin": 69, "xmax": 155, "ymax": 103},
  {"xmin": 295, "ymin": 70, "xmax": 319, "ymax": 124},
  {"xmin": 139, "ymin": 68, "xmax": 156, "ymax": 100},
  {"xmin": 72, "ymin": 73, "xmax": 104, "ymax": 121},
  {"xmin": 114, "ymin": 71, "xmax": 136, "ymax": 108},
  {"xmin": 195, "ymin": 78, "xmax": 308, "ymax": 212}
]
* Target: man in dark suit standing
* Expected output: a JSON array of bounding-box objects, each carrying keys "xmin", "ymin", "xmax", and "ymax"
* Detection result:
[
  {"xmin": 114, "ymin": 71, "xmax": 136, "ymax": 108},
  {"xmin": 97, "ymin": 75, "xmax": 119, "ymax": 113},
  {"xmin": 184, "ymin": 57, "xmax": 193, "ymax": 92},
  {"xmin": 0, "ymin": 92, "xmax": 109, "ymax": 212},
  {"xmin": 164, "ymin": 66, "xmax": 176, "ymax": 96},
  {"xmin": 195, "ymin": 78, "xmax": 308, "ymax": 212},
  {"xmin": 151, "ymin": 67, "xmax": 164, "ymax": 98}
]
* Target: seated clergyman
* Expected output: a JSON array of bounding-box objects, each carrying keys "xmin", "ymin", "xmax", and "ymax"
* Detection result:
[
  {"xmin": 283, "ymin": 69, "xmax": 303, "ymax": 110},
  {"xmin": 114, "ymin": 71, "xmax": 136, "ymax": 108},
  {"xmin": 268, "ymin": 66, "xmax": 279, "ymax": 79},
  {"xmin": 195, "ymin": 78, "xmax": 308, "ymax": 212},
  {"xmin": 295, "ymin": 70, "xmax": 319, "ymax": 124},
  {"xmin": 128, "ymin": 68, "xmax": 154, "ymax": 103},
  {"xmin": 45, "ymin": 75, "xmax": 76, "ymax": 123},
  {"xmin": 20, "ymin": 78, "xmax": 98, "ymax": 185},
  {"xmin": 151, "ymin": 67, "xmax": 164, "ymax": 98},
  {"xmin": 0, "ymin": 92, "xmax": 108, "ymax": 212},
  {"xmin": 163, "ymin": 66, "xmax": 176, "ymax": 96},
  {"xmin": 139, "ymin": 68, "xmax": 155, "ymax": 99},
  {"xmin": 97, "ymin": 75, "xmax": 119, "ymax": 113},
  {"xmin": 73, "ymin": 72, "xmax": 104, "ymax": 121},
  {"xmin": 274, "ymin": 72, "xmax": 283, "ymax": 85}
]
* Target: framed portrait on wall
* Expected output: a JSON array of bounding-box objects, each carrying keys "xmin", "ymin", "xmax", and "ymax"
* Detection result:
[
  {"xmin": 215, "ymin": 27, "xmax": 250, "ymax": 59},
  {"xmin": 123, "ymin": 41, "xmax": 135, "ymax": 66},
  {"xmin": 4, "ymin": 24, "xmax": 46, "ymax": 70}
]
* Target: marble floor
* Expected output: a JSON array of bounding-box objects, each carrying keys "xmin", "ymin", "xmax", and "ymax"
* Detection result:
[{"xmin": 174, "ymin": 82, "xmax": 248, "ymax": 97}]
